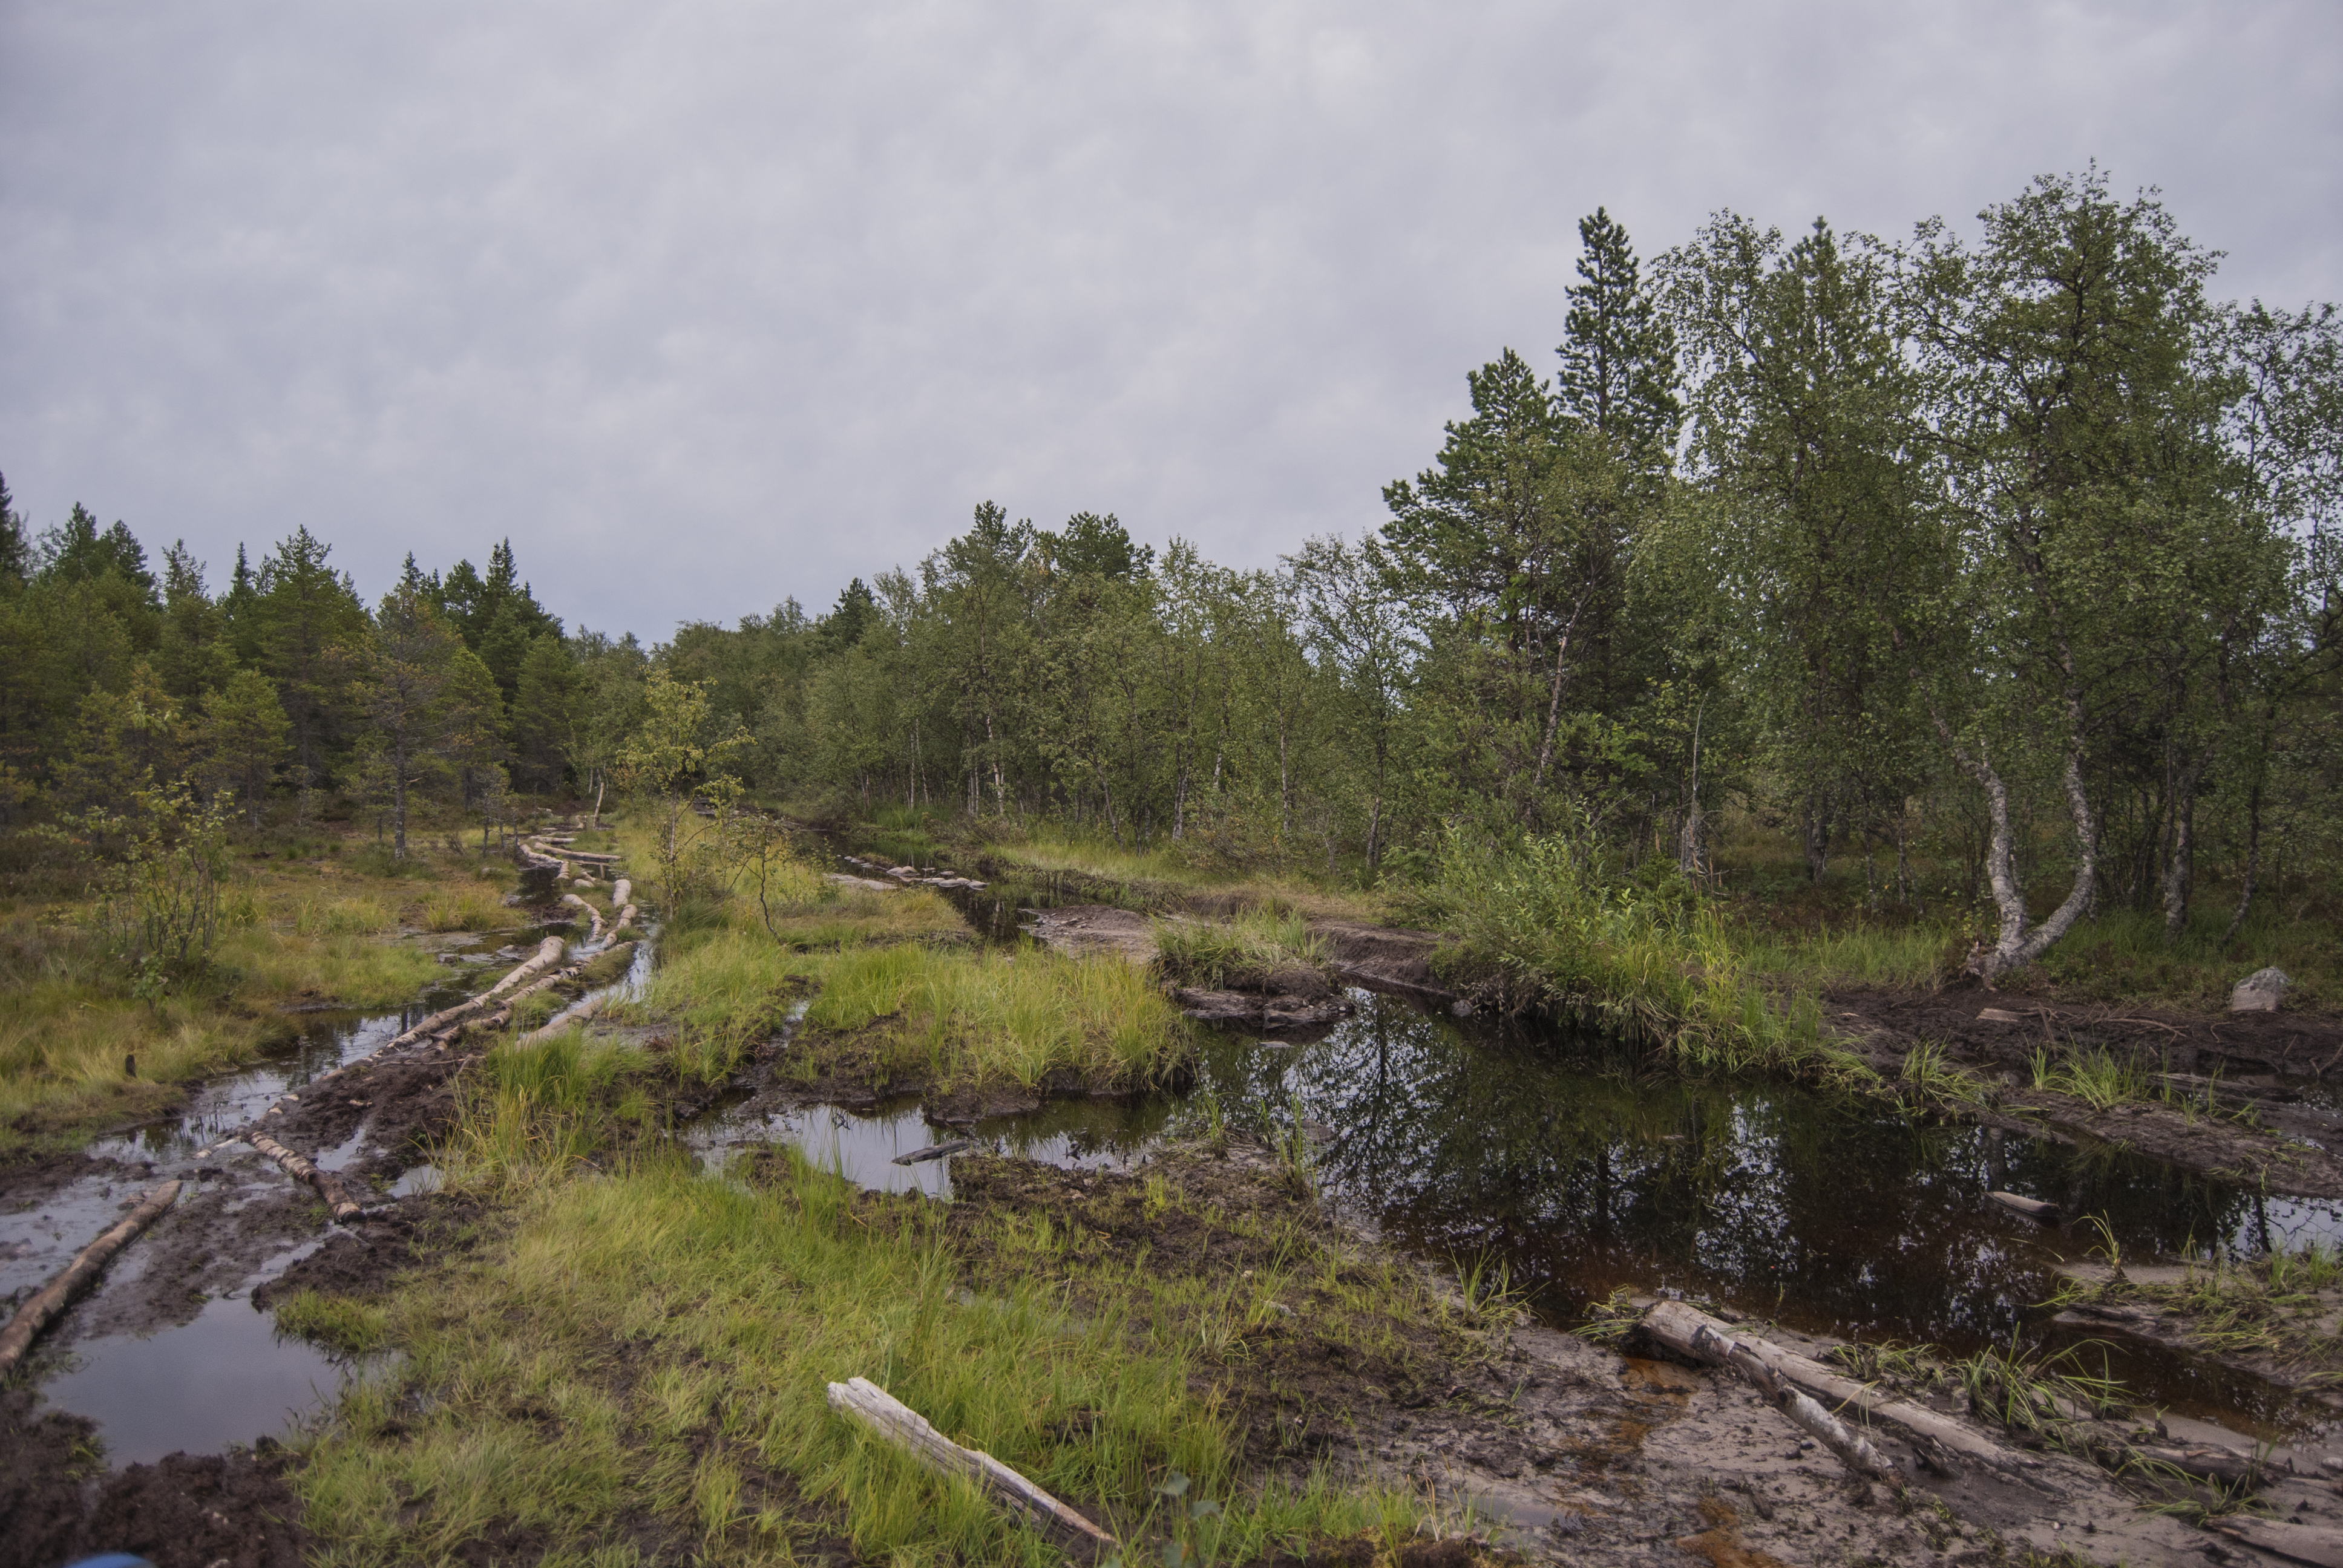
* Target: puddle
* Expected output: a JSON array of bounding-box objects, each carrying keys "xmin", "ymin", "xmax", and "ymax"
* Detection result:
[
  {"xmin": 812, "ymin": 859, "xmax": 2343, "ymax": 1433},
  {"xmin": 689, "ymin": 1093, "xmax": 1170, "ymax": 1197},
  {"xmin": 37, "ymin": 1232, "xmax": 379, "ymax": 1466},
  {"xmin": 8, "ymin": 920, "xmax": 563, "ymax": 1463}
]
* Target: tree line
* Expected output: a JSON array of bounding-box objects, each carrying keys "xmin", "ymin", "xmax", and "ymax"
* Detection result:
[{"xmin": 4, "ymin": 168, "xmax": 2336, "ymax": 977}]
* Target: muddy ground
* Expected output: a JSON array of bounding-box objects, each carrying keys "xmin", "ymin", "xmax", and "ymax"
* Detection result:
[
  {"xmin": 1832, "ymin": 987, "xmax": 2343, "ymax": 1200},
  {"xmin": 912, "ymin": 1146, "xmax": 2343, "ymax": 1566}
]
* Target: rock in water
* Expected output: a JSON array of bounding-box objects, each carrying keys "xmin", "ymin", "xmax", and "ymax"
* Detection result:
[{"xmin": 2230, "ymin": 967, "xmax": 2289, "ymax": 1013}]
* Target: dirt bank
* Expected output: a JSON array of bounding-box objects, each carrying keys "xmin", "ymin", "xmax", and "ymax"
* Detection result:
[{"xmin": 1832, "ymin": 986, "xmax": 2343, "ymax": 1198}]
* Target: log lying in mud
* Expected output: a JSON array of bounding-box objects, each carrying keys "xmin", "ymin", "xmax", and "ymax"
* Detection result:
[
  {"xmin": 249, "ymin": 1133, "xmax": 367, "ymax": 1222},
  {"xmin": 826, "ymin": 1377, "xmax": 1116, "ymax": 1552},
  {"xmin": 0, "ymin": 1180, "xmax": 182, "ymax": 1375},
  {"xmin": 384, "ymin": 936, "xmax": 566, "ymax": 1051},
  {"xmin": 1687, "ymin": 1319, "xmax": 1896, "ymax": 1481},
  {"xmin": 516, "ymin": 989, "xmax": 614, "ymax": 1047},
  {"xmin": 1642, "ymin": 1301, "xmax": 2011, "ymax": 1475},
  {"xmin": 562, "ymin": 892, "xmax": 606, "ymax": 941}
]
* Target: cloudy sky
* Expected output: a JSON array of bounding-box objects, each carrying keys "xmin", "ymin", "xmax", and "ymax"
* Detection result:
[{"xmin": 3, "ymin": 2, "xmax": 2336, "ymax": 641}]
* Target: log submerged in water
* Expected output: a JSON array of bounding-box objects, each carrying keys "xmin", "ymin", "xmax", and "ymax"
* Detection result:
[
  {"xmin": 826, "ymin": 1376, "xmax": 1116, "ymax": 1553},
  {"xmin": 249, "ymin": 1132, "xmax": 367, "ymax": 1222},
  {"xmin": 0, "ymin": 1180, "xmax": 183, "ymax": 1374}
]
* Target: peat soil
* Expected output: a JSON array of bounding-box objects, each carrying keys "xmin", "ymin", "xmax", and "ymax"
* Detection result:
[
  {"xmin": 940, "ymin": 1147, "xmax": 2318, "ymax": 1567},
  {"xmin": 1832, "ymin": 987, "xmax": 2343, "ymax": 1199}
]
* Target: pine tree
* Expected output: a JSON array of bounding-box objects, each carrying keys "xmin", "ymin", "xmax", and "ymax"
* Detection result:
[
  {"xmin": 0, "ymin": 472, "xmax": 27, "ymax": 593},
  {"xmin": 197, "ymin": 668, "xmax": 291, "ymax": 828},
  {"xmin": 158, "ymin": 542, "xmax": 232, "ymax": 701},
  {"xmin": 254, "ymin": 526, "xmax": 369, "ymax": 808},
  {"xmin": 358, "ymin": 585, "xmax": 463, "ymax": 859},
  {"xmin": 1557, "ymin": 207, "xmax": 1683, "ymax": 481}
]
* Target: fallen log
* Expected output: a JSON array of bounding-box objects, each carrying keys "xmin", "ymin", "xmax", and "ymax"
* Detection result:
[
  {"xmin": 249, "ymin": 1132, "xmax": 367, "ymax": 1222},
  {"xmin": 0, "ymin": 1180, "xmax": 183, "ymax": 1376},
  {"xmin": 562, "ymin": 892, "xmax": 606, "ymax": 941},
  {"xmin": 1988, "ymin": 1191, "xmax": 2060, "ymax": 1222},
  {"xmin": 1642, "ymin": 1301, "xmax": 2010, "ymax": 1474},
  {"xmin": 1688, "ymin": 1321, "xmax": 1895, "ymax": 1481},
  {"xmin": 826, "ymin": 1376, "xmax": 1116, "ymax": 1552},
  {"xmin": 2214, "ymin": 1517, "xmax": 2343, "ymax": 1568},
  {"xmin": 611, "ymin": 878, "xmax": 631, "ymax": 909},
  {"xmin": 892, "ymin": 1138, "xmax": 977, "ymax": 1166},
  {"xmin": 383, "ymin": 936, "xmax": 566, "ymax": 1051},
  {"xmin": 517, "ymin": 990, "xmax": 614, "ymax": 1047}
]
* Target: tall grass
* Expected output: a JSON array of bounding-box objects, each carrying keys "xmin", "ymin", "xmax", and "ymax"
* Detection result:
[
  {"xmin": 1414, "ymin": 826, "xmax": 1866, "ymax": 1081},
  {"xmin": 800, "ymin": 944, "xmax": 1190, "ymax": 1090},
  {"xmin": 0, "ymin": 856, "xmax": 451, "ymax": 1149},
  {"xmin": 444, "ymin": 1029, "xmax": 651, "ymax": 1192},
  {"xmin": 1737, "ymin": 922, "xmax": 1950, "ymax": 990},
  {"xmin": 1150, "ymin": 907, "xmax": 1331, "ymax": 990}
]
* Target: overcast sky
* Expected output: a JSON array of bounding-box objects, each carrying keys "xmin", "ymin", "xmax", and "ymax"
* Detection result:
[{"xmin": 3, "ymin": 2, "xmax": 2337, "ymax": 641}]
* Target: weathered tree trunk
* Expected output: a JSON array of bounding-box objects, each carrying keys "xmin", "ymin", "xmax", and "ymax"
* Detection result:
[
  {"xmin": 1688, "ymin": 1319, "xmax": 1896, "ymax": 1482},
  {"xmin": 384, "ymin": 935, "xmax": 565, "ymax": 1050},
  {"xmin": 249, "ymin": 1133, "xmax": 367, "ymax": 1221},
  {"xmin": 826, "ymin": 1377, "xmax": 1116, "ymax": 1552},
  {"xmin": 0, "ymin": 1181, "xmax": 182, "ymax": 1375},
  {"xmin": 1642, "ymin": 1301, "xmax": 2008, "ymax": 1475},
  {"xmin": 2221, "ymin": 779, "xmax": 2263, "ymax": 949},
  {"xmin": 2163, "ymin": 762, "xmax": 2200, "ymax": 938},
  {"xmin": 1938, "ymin": 730, "xmax": 2098, "ymax": 986}
]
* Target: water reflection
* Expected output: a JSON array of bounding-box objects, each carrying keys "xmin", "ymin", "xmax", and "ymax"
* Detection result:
[{"xmin": 1205, "ymin": 995, "xmax": 2342, "ymax": 1358}]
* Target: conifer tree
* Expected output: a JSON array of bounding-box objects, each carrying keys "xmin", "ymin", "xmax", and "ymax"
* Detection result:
[
  {"xmin": 198, "ymin": 668, "xmax": 291, "ymax": 828},
  {"xmin": 1557, "ymin": 207, "xmax": 1683, "ymax": 480}
]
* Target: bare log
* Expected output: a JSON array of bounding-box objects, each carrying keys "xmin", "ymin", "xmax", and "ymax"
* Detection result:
[
  {"xmin": 1688, "ymin": 1321, "xmax": 1896, "ymax": 1481},
  {"xmin": 517, "ymin": 990, "xmax": 614, "ymax": 1047},
  {"xmin": 892, "ymin": 1138, "xmax": 977, "ymax": 1166},
  {"xmin": 1643, "ymin": 1301, "xmax": 2007, "ymax": 1474},
  {"xmin": 0, "ymin": 1180, "xmax": 183, "ymax": 1376},
  {"xmin": 827, "ymin": 1376, "xmax": 1116, "ymax": 1552},
  {"xmin": 562, "ymin": 893, "xmax": 606, "ymax": 941},
  {"xmin": 384, "ymin": 936, "xmax": 566, "ymax": 1051},
  {"xmin": 249, "ymin": 1132, "xmax": 367, "ymax": 1221},
  {"xmin": 611, "ymin": 878, "xmax": 631, "ymax": 909}
]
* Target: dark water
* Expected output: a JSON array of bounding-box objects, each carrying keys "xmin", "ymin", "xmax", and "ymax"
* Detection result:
[
  {"xmin": 890, "ymin": 865, "xmax": 2343, "ymax": 1436},
  {"xmin": 8, "ymin": 921, "xmax": 591, "ymax": 1463}
]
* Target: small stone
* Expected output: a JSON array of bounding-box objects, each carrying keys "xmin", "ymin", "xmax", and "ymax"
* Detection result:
[{"xmin": 2231, "ymin": 967, "xmax": 2289, "ymax": 1013}]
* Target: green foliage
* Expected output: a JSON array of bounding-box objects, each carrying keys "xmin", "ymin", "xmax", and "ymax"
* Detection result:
[
  {"xmin": 1149, "ymin": 907, "xmax": 1330, "ymax": 991},
  {"xmin": 1416, "ymin": 822, "xmax": 1860, "ymax": 1079},
  {"xmin": 70, "ymin": 778, "xmax": 234, "ymax": 1004}
]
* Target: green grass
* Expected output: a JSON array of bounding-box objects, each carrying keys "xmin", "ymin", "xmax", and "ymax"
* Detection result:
[
  {"xmin": 792, "ymin": 943, "xmax": 1191, "ymax": 1092},
  {"xmin": 0, "ymin": 841, "xmax": 499, "ymax": 1152},
  {"xmin": 1149, "ymin": 907, "xmax": 1332, "ymax": 991},
  {"xmin": 2030, "ymin": 903, "xmax": 2338, "ymax": 1012},
  {"xmin": 1738, "ymin": 921, "xmax": 1951, "ymax": 990},
  {"xmin": 2030, "ymin": 1044, "xmax": 2152, "ymax": 1111},
  {"xmin": 291, "ymin": 1150, "xmax": 1421, "ymax": 1567},
  {"xmin": 2051, "ymin": 1244, "xmax": 2343, "ymax": 1382},
  {"xmin": 1408, "ymin": 826, "xmax": 1870, "ymax": 1083}
]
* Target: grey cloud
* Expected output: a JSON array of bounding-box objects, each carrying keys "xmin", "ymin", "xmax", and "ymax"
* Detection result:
[{"xmin": 2, "ymin": 0, "xmax": 2336, "ymax": 637}]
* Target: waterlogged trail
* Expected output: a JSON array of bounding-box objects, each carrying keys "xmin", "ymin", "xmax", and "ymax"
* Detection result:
[
  {"xmin": 776, "ymin": 858, "xmax": 2343, "ymax": 1440},
  {"xmin": 0, "ymin": 916, "xmax": 646, "ymax": 1462}
]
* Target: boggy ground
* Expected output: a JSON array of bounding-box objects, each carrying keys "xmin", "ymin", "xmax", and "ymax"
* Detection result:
[
  {"xmin": 937, "ymin": 1145, "xmax": 2338, "ymax": 1568},
  {"xmin": 1832, "ymin": 987, "xmax": 2343, "ymax": 1199}
]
